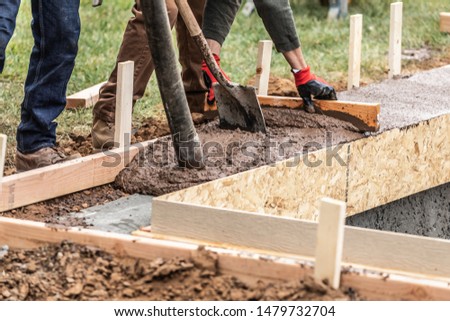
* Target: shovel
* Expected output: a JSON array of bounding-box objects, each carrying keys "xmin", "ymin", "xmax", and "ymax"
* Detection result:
[{"xmin": 175, "ymin": 0, "xmax": 267, "ymax": 133}]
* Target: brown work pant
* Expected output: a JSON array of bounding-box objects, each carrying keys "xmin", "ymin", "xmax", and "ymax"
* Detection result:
[{"xmin": 93, "ymin": 0, "xmax": 207, "ymax": 124}]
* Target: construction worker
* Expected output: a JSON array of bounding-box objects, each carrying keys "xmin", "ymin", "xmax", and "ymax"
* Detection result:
[
  {"xmin": 91, "ymin": 0, "xmax": 207, "ymax": 150},
  {"xmin": 0, "ymin": 0, "xmax": 20, "ymax": 73},
  {"xmin": 202, "ymin": 0, "xmax": 337, "ymax": 113},
  {"xmin": 1, "ymin": 0, "xmax": 82, "ymax": 171}
]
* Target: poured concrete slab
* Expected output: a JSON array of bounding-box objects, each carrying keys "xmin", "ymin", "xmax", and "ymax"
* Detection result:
[{"xmin": 68, "ymin": 194, "xmax": 153, "ymax": 234}]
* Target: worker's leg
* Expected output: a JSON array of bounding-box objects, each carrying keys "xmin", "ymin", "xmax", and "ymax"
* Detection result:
[
  {"xmin": 92, "ymin": 0, "xmax": 178, "ymax": 149},
  {"xmin": 176, "ymin": 0, "xmax": 207, "ymax": 113},
  {"xmin": 0, "ymin": 0, "xmax": 21, "ymax": 73},
  {"xmin": 17, "ymin": 0, "xmax": 80, "ymax": 153},
  {"xmin": 93, "ymin": 0, "xmax": 178, "ymax": 125}
]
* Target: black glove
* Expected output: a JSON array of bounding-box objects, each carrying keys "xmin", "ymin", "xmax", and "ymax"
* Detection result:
[{"xmin": 293, "ymin": 66, "xmax": 337, "ymax": 113}]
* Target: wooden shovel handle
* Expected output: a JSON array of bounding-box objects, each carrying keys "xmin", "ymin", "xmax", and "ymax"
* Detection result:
[
  {"xmin": 174, "ymin": 0, "xmax": 231, "ymax": 87},
  {"xmin": 174, "ymin": 0, "xmax": 202, "ymax": 37}
]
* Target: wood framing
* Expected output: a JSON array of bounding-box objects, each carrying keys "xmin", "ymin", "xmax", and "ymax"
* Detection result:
[
  {"xmin": 114, "ymin": 61, "xmax": 134, "ymax": 148},
  {"xmin": 0, "ymin": 140, "xmax": 154, "ymax": 212},
  {"xmin": 440, "ymin": 12, "xmax": 450, "ymax": 33},
  {"xmin": 255, "ymin": 40, "xmax": 273, "ymax": 96},
  {"xmin": 348, "ymin": 14, "xmax": 363, "ymax": 90},
  {"xmin": 314, "ymin": 198, "xmax": 346, "ymax": 289},
  {"xmin": 160, "ymin": 113, "xmax": 450, "ymax": 220},
  {"xmin": 150, "ymin": 199, "xmax": 450, "ymax": 282},
  {"xmin": 1, "ymin": 216, "xmax": 450, "ymax": 300},
  {"xmin": 258, "ymin": 95, "xmax": 380, "ymax": 132},
  {"xmin": 66, "ymin": 82, "xmax": 105, "ymax": 109},
  {"xmin": 388, "ymin": 2, "xmax": 403, "ymax": 79}
]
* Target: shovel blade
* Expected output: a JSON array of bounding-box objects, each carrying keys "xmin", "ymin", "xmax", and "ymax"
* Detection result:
[{"xmin": 213, "ymin": 83, "xmax": 267, "ymax": 133}]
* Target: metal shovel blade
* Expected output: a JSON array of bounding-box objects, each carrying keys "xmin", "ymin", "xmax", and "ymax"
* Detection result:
[{"xmin": 214, "ymin": 83, "xmax": 267, "ymax": 133}]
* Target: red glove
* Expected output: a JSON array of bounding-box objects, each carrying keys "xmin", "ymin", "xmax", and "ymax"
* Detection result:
[
  {"xmin": 293, "ymin": 66, "xmax": 337, "ymax": 113},
  {"xmin": 202, "ymin": 54, "xmax": 230, "ymax": 106}
]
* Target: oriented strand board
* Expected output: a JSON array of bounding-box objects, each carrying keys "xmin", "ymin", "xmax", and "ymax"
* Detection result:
[
  {"xmin": 160, "ymin": 113, "xmax": 449, "ymax": 220},
  {"xmin": 163, "ymin": 144, "xmax": 349, "ymax": 220},
  {"xmin": 347, "ymin": 114, "xmax": 450, "ymax": 214}
]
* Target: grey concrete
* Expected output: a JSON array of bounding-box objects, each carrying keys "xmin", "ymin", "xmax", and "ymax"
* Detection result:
[
  {"xmin": 346, "ymin": 183, "xmax": 450, "ymax": 239},
  {"xmin": 69, "ymin": 194, "xmax": 153, "ymax": 234}
]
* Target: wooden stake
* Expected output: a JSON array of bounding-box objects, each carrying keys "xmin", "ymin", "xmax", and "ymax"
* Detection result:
[
  {"xmin": 255, "ymin": 40, "xmax": 273, "ymax": 96},
  {"xmin": 65, "ymin": 82, "xmax": 106, "ymax": 109},
  {"xmin": 348, "ymin": 14, "xmax": 363, "ymax": 90},
  {"xmin": 314, "ymin": 198, "xmax": 346, "ymax": 289},
  {"xmin": 388, "ymin": 2, "xmax": 403, "ymax": 79},
  {"xmin": 0, "ymin": 134, "xmax": 6, "ymax": 180},
  {"xmin": 114, "ymin": 61, "xmax": 134, "ymax": 148},
  {"xmin": 440, "ymin": 12, "xmax": 450, "ymax": 33}
]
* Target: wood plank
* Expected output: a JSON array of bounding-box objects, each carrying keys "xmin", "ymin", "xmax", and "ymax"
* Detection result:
[
  {"xmin": 65, "ymin": 82, "xmax": 106, "ymax": 109},
  {"xmin": 0, "ymin": 140, "xmax": 154, "ymax": 212},
  {"xmin": 0, "ymin": 134, "xmax": 6, "ymax": 180},
  {"xmin": 258, "ymin": 95, "xmax": 380, "ymax": 132},
  {"xmin": 114, "ymin": 61, "xmax": 134, "ymax": 148},
  {"xmin": 161, "ymin": 112, "xmax": 449, "ymax": 221},
  {"xmin": 255, "ymin": 40, "xmax": 273, "ymax": 96},
  {"xmin": 348, "ymin": 14, "xmax": 363, "ymax": 90},
  {"xmin": 314, "ymin": 198, "xmax": 346, "ymax": 289},
  {"xmin": 388, "ymin": 2, "xmax": 403, "ymax": 79},
  {"xmin": 1, "ymin": 216, "xmax": 449, "ymax": 300},
  {"xmin": 151, "ymin": 199, "xmax": 450, "ymax": 282},
  {"xmin": 440, "ymin": 12, "xmax": 450, "ymax": 33}
]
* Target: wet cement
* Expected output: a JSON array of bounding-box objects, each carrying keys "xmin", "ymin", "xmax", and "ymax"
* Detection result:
[
  {"xmin": 346, "ymin": 183, "xmax": 450, "ymax": 239},
  {"xmin": 116, "ymin": 65, "xmax": 450, "ymax": 196},
  {"xmin": 116, "ymin": 108, "xmax": 362, "ymax": 196}
]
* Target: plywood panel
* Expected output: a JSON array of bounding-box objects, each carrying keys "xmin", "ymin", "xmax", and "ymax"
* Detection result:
[{"xmin": 347, "ymin": 114, "xmax": 450, "ymax": 214}]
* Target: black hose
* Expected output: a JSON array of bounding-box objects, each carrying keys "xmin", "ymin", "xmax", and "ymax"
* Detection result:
[{"xmin": 141, "ymin": 0, "xmax": 204, "ymax": 169}]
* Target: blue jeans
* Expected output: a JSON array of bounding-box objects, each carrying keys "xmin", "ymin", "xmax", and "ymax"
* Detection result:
[
  {"xmin": 0, "ymin": 0, "xmax": 20, "ymax": 73},
  {"xmin": 16, "ymin": 0, "xmax": 80, "ymax": 153}
]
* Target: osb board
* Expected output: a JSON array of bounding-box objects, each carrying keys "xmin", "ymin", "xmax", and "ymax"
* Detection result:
[
  {"xmin": 160, "ymin": 113, "xmax": 449, "ymax": 220},
  {"xmin": 162, "ymin": 144, "xmax": 349, "ymax": 220},
  {"xmin": 347, "ymin": 114, "xmax": 450, "ymax": 214}
]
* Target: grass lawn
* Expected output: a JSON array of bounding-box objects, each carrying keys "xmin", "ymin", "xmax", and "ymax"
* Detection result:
[{"xmin": 0, "ymin": 0, "xmax": 449, "ymax": 170}]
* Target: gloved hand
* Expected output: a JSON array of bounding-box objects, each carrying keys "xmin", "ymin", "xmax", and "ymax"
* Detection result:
[
  {"xmin": 293, "ymin": 66, "xmax": 337, "ymax": 113},
  {"xmin": 202, "ymin": 54, "xmax": 230, "ymax": 106}
]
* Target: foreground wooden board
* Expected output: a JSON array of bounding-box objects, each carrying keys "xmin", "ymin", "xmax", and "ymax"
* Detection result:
[
  {"xmin": 0, "ymin": 140, "xmax": 154, "ymax": 212},
  {"xmin": 151, "ymin": 199, "xmax": 450, "ymax": 282},
  {"xmin": 440, "ymin": 12, "xmax": 450, "ymax": 33},
  {"xmin": 161, "ymin": 113, "xmax": 450, "ymax": 220},
  {"xmin": 66, "ymin": 82, "xmax": 106, "ymax": 109},
  {"xmin": 258, "ymin": 95, "xmax": 380, "ymax": 132},
  {"xmin": 1, "ymin": 217, "xmax": 449, "ymax": 300}
]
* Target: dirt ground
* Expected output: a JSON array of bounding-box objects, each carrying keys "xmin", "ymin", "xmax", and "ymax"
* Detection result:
[{"xmin": 0, "ymin": 241, "xmax": 356, "ymax": 301}]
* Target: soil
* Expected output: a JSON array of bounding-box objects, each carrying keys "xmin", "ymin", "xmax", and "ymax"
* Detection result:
[
  {"xmin": 0, "ymin": 241, "xmax": 356, "ymax": 301},
  {"xmin": 116, "ymin": 108, "xmax": 363, "ymax": 196}
]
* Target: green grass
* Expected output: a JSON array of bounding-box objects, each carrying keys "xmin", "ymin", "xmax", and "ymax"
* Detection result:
[{"xmin": 0, "ymin": 0, "xmax": 449, "ymax": 167}]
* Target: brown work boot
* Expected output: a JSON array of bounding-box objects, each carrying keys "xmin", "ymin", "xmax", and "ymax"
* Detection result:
[
  {"xmin": 15, "ymin": 147, "xmax": 81, "ymax": 173},
  {"xmin": 92, "ymin": 118, "xmax": 115, "ymax": 151}
]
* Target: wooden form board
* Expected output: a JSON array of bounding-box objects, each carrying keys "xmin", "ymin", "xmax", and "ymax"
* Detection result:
[
  {"xmin": 1, "ymin": 217, "xmax": 450, "ymax": 300},
  {"xmin": 0, "ymin": 140, "xmax": 154, "ymax": 212},
  {"xmin": 258, "ymin": 95, "xmax": 380, "ymax": 132},
  {"xmin": 348, "ymin": 14, "xmax": 363, "ymax": 90},
  {"xmin": 440, "ymin": 12, "xmax": 450, "ymax": 33},
  {"xmin": 114, "ymin": 61, "xmax": 134, "ymax": 148},
  {"xmin": 388, "ymin": 2, "xmax": 403, "ymax": 79},
  {"xmin": 160, "ymin": 113, "xmax": 450, "ymax": 220},
  {"xmin": 66, "ymin": 82, "xmax": 106, "ymax": 109},
  {"xmin": 151, "ymin": 199, "xmax": 450, "ymax": 283},
  {"xmin": 255, "ymin": 40, "xmax": 273, "ymax": 96}
]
